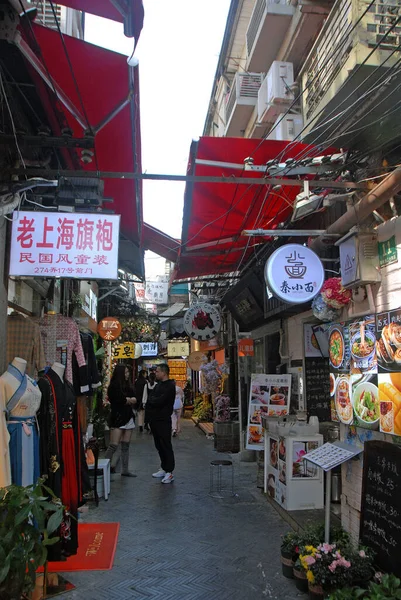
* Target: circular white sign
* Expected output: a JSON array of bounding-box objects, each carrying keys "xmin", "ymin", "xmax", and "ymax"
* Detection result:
[
  {"xmin": 183, "ymin": 303, "xmax": 222, "ymax": 341},
  {"xmin": 265, "ymin": 244, "xmax": 324, "ymax": 305}
]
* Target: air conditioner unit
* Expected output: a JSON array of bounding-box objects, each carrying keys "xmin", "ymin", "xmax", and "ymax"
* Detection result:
[
  {"xmin": 268, "ymin": 114, "xmax": 303, "ymax": 141},
  {"xmin": 258, "ymin": 61, "xmax": 294, "ymax": 124},
  {"xmin": 291, "ymin": 191, "xmax": 322, "ymax": 222}
]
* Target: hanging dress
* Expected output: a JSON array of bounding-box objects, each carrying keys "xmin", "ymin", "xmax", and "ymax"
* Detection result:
[{"xmin": 4, "ymin": 363, "xmax": 41, "ymax": 487}]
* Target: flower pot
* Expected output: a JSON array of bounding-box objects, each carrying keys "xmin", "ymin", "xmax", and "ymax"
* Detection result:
[
  {"xmin": 293, "ymin": 567, "xmax": 309, "ymax": 593},
  {"xmin": 308, "ymin": 583, "xmax": 325, "ymax": 600},
  {"xmin": 280, "ymin": 549, "xmax": 294, "ymax": 579}
]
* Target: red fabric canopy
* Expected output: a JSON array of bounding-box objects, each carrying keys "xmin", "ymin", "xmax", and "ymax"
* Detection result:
[
  {"xmin": 142, "ymin": 223, "xmax": 180, "ymax": 264},
  {"xmin": 26, "ymin": 24, "xmax": 143, "ymax": 261},
  {"xmin": 176, "ymin": 137, "xmax": 337, "ymax": 280},
  {"xmin": 55, "ymin": 0, "xmax": 144, "ymax": 43}
]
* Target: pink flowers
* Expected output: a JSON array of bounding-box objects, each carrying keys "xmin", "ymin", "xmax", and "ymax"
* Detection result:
[
  {"xmin": 304, "ymin": 555, "xmax": 316, "ymax": 566},
  {"xmin": 328, "ymin": 557, "xmax": 351, "ymax": 573}
]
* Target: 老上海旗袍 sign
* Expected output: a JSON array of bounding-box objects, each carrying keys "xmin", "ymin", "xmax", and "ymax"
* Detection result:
[
  {"xmin": 183, "ymin": 303, "xmax": 221, "ymax": 341},
  {"xmin": 9, "ymin": 212, "xmax": 120, "ymax": 279},
  {"xmin": 265, "ymin": 244, "xmax": 324, "ymax": 305}
]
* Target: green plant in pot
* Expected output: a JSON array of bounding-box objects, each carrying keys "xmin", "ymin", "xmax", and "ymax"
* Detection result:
[
  {"xmin": 349, "ymin": 547, "xmax": 374, "ymax": 588},
  {"xmin": 366, "ymin": 573, "xmax": 401, "ymax": 599},
  {"xmin": 280, "ymin": 530, "xmax": 301, "ymax": 578},
  {"xmin": 0, "ymin": 480, "xmax": 64, "ymax": 600},
  {"xmin": 305, "ymin": 543, "xmax": 354, "ymax": 600}
]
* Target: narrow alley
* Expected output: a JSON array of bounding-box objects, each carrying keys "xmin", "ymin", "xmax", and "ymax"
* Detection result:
[{"xmin": 66, "ymin": 421, "xmax": 300, "ymax": 600}]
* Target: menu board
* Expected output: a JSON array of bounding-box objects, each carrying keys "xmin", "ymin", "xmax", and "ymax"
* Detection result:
[
  {"xmin": 360, "ymin": 441, "xmax": 401, "ymax": 576},
  {"xmin": 246, "ymin": 373, "xmax": 292, "ymax": 450},
  {"xmin": 305, "ymin": 357, "xmax": 331, "ymax": 422}
]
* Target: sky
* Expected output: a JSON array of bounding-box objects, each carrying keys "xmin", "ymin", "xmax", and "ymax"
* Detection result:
[{"xmin": 85, "ymin": 1, "xmax": 230, "ymax": 278}]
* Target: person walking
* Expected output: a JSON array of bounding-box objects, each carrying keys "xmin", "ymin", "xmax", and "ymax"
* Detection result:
[
  {"xmin": 134, "ymin": 369, "xmax": 148, "ymax": 432},
  {"xmin": 146, "ymin": 364, "xmax": 176, "ymax": 484},
  {"xmin": 104, "ymin": 364, "xmax": 137, "ymax": 477},
  {"xmin": 143, "ymin": 371, "xmax": 157, "ymax": 432},
  {"xmin": 172, "ymin": 384, "xmax": 184, "ymax": 436}
]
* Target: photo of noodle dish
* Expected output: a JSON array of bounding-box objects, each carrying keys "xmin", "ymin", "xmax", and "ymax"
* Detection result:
[
  {"xmin": 335, "ymin": 376, "xmax": 353, "ymax": 424},
  {"xmin": 376, "ymin": 320, "xmax": 401, "ymax": 372},
  {"xmin": 329, "ymin": 327, "xmax": 344, "ymax": 369},
  {"xmin": 352, "ymin": 381, "xmax": 380, "ymax": 430}
]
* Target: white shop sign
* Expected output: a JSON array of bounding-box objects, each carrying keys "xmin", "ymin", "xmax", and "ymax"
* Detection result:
[
  {"xmin": 10, "ymin": 211, "xmax": 120, "ymax": 280},
  {"xmin": 265, "ymin": 244, "xmax": 324, "ymax": 305}
]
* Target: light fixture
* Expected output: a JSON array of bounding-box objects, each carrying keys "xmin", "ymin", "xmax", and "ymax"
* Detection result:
[{"xmin": 127, "ymin": 53, "xmax": 139, "ymax": 68}]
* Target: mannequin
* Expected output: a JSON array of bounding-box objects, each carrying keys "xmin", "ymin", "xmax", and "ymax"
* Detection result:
[
  {"xmin": 37, "ymin": 362, "xmax": 83, "ymax": 559},
  {"xmin": 1, "ymin": 357, "xmax": 41, "ymax": 487}
]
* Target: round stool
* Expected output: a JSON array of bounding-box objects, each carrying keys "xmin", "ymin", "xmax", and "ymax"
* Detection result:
[{"xmin": 209, "ymin": 459, "xmax": 235, "ymax": 498}]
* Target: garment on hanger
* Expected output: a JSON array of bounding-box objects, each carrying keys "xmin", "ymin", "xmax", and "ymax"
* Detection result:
[
  {"xmin": 7, "ymin": 313, "xmax": 46, "ymax": 378},
  {"xmin": 0, "ymin": 385, "xmax": 11, "ymax": 488},
  {"xmin": 4, "ymin": 363, "xmax": 41, "ymax": 487},
  {"xmin": 72, "ymin": 331, "xmax": 101, "ymax": 397},
  {"xmin": 37, "ymin": 369, "xmax": 83, "ymax": 559},
  {"xmin": 39, "ymin": 314, "xmax": 89, "ymax": 393}
]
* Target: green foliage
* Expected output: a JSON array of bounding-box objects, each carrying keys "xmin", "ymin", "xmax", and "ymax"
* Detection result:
[
  {"xmin": 0, "ymin": 479, "xmax": 64, "ymax": 600},
  {"xmin": 328, "ymin": 574, "xmax": 401, "ymax": 600},
  {"xmin": 193, "ymin": 394, "xmax": 213, "ymax": 422}
]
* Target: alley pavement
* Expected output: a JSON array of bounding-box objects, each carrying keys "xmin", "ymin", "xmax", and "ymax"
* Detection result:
[{"xmin": 65, "ymin": 420, "xmax": 302, "ymax": 600}]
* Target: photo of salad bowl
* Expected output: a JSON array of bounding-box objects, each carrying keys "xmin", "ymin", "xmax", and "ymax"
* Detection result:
[{"xmin": 352, "ymin": 381, "xmax": 380, "ymax": 430}]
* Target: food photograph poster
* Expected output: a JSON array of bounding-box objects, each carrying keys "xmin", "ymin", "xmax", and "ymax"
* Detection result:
[
  {"xmin": 246, "ymin": 373, "xmax": 292, "ymax": 450},
  {"xmin": 328, "ymin": 309, "xmax": 401, "ymax": 436}
]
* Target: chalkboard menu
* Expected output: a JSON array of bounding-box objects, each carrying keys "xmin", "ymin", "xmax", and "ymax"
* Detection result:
[
  {"xmin": 360, "ymin": 440, "xmax": 401, "ymax": 577},
  {"xmin": 305, "ymin": 357, "xmax": 331, "ymax": 421}
]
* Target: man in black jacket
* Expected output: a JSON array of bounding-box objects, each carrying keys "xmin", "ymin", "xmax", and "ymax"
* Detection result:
[{"xmin": 147, "ymin": 363, "xmax": 176, "ymax": 484}]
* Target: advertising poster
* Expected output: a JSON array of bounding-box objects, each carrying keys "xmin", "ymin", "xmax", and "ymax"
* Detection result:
[
  {"xmin": 292, "ymin": 440, "xmax": 320, "ymax": 479},
  {"xmin": 376, "ymin": 308, "xmax": 401, "ymax": 436},
  {"xmin": 246, "ymin": 373, "xmax": 292, "ymax": 450},
  {"xmin": 328, "ymin": 322, "xmax": 351, "ymax": 424}
]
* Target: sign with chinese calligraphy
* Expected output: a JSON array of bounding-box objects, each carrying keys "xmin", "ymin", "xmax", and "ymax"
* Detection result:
[
  {"xmin": 183, "ymin": 303, "xmax": 221, "ymax": 341},
  {"xmin": 246, "ymin": 373, "xmax": 292, "ymax": 451},
  {"xmin": 168, "ymin": 341, "xmax": 190, "ymax": 357},
  {"xmin": 113, "ymin": 343, "xmax": 135, "ymax": 359},
  {"xmin": 10, "ymin": 211, "xmax": 120, "ymax": 279},
  {"xmin": 238, "ymin": 338, "xmax": 254, "ymax": 357},
  {"xmin": 265, "ymin": 244, "xmax": 324, "ymax": 305},
  {"xmin": 139, "ymin": 342, "xmax": 158, "ymax": 357},
  {"xmin": 360, "ymin": 440, "xmax": 401, "ymax": 576},
  {"xmin": 98, "ymin": 317, "xmax": 122, "ymax": 341},
  {"xmin": 305, "ymin": 357, "xmax": 331, "ymax": 422},
  {"xmin": 145, "ymin": 281, "xmax": 168, "ymax": 305}
]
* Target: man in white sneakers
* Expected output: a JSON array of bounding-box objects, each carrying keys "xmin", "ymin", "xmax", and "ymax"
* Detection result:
[{"xmin": 147, "ymin": 363, "xmax": 176, "ymax": 484}]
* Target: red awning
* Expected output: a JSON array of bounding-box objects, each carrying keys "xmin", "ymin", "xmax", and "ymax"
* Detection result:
[
  {"xmin": 142, "ymin": 223, "xmax": 180, "ymax": 264},
  {"xmin": 20, "ymin": 23, "xmax": 143, "ymax": 275},
  {"xmin": 55, "ymin": 0, "xmax": 144, "ymax": 43},
  {"xmin": 176, "ymin": 137, "xmax": 337, "ymax": 280}
]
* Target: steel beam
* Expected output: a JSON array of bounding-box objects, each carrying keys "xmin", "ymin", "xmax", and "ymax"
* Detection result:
[{"xmin": 0, "ymin": 133, "xmax": 94, "ymax": 149}]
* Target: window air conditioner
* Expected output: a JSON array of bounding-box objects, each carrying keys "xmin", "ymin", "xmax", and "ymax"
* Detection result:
[
  {"xmin": 257, "ymin": 61, "xmax": 294, "ymax": 124},
  {"xmin": 267, "ymin": 114, "xmax": 303, "ymax": 141}
]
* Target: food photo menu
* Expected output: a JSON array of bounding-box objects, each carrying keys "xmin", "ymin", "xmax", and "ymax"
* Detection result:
[
  {"xmin": 326, "ymin": 309, "xmax": 401, "ymax": 437},
  {"xmin": 246, "ymin": 373, "xmax": 292, "ymax": 451}
]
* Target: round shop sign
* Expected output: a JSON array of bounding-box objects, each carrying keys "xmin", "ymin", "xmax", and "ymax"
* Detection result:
[
  {"xmin": 183, "ymin": 303, "xmax": 222, "ymax": 341},
  {"xmin": 265, "ymin": 244, "xmax": 324, "ymax": 305},
  {"xmin": 98, "ymin": 317, "xmax": 122, "ymax": 341},
  {"xmin": 188, "ymin": 351, "xmax": 206, "ymax": 371}
]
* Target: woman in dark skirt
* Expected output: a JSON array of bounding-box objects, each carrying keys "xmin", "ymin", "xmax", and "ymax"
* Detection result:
[{"xmin": 104, "ymin": 364, "xmax": 137, "ymax": 476}]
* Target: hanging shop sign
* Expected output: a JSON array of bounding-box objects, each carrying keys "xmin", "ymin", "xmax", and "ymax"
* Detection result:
[
  {"xmin": 145, "ymin": 281, "xmax": 168, "ymax": 305},
  {"xmin": 265, "ymin": 244, "xmax": 324, "ymax": 305},
  {"xmin": 183, "ymin": 303, "xmax": 222, "ymax": 341},
  {"xmin": 139, "ymin": 342, "xmax": 158, "ymax": 357},
  {"xmin": 246, "ymin": 373, "xmax": 292, "ymax": 451},
  {"xmin": 9, "ymin": 211, "xmax": 120, "ymax": 280},
  {"xmin": 188, "ymin": 350, "xmax": 206, "ymax": 371},
  {"xmin": 238, "ymin": 338, "xmax": 254, "ymax": 357},
  {"xmin": 168, "ymin": 341, "xmax": 190, "ymax": 357},
  {"xmin": 98, "ymin": 317, "xmax": 122, "ymax": 341},
  {"xmin": 113, "ymin": 342, "xmax": 135, "ymax": 359}
]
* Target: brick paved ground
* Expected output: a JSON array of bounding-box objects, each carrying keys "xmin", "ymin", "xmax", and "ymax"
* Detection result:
[{"xmin": 64, "ymin": 420, "xmax": 302, "ymax": 600}]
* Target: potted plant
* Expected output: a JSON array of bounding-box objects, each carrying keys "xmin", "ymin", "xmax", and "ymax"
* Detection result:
[
  {"xmin": 349, "ymin": 548, "xmax": 374, "ymax": 588},
  {"xmin": 280, "ymin": 530, "xmax": 301, "ymax": 578},
  {"xmin": 0, "ymin": 480, "xmax": 64, "ymax": 600},
  {"xmin": 305, "ymin": 543, "xmax": 354, "ymax": 599},
  {"xmin": 365, "ymin": 573, "xmax": 401, "ymax": 599}
]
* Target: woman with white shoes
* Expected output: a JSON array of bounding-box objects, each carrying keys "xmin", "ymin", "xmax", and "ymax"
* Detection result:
[{"xmin": 172, "ymin": 384, "xmax": 184, "ymax": 436}]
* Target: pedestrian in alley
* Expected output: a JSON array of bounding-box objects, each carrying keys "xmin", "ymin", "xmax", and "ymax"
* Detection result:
[
  {"xmin": 104, "ymin": 364, "xmax": 137, "ymax": 477},
  {"xmin": 134, "ymin": 369, "xmax": 148, "ymax": 432},
  {"xmin": 172, "ymin": 384, "xmax": 184, "ymax": 436},
  {"xmin": 146, "ymin": 363, "xmax": 176, "ymax": 484},
  {"xmin": 143, "ymin": 371, "xmax": 157, "ymax": 432}
]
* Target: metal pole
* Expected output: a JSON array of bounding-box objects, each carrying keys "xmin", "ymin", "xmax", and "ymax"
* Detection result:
[
  {"xmin": 325, "ymin": 470, "xmax": 332, "ymax": 543},
  {"xmin": 242, "ymin": 229, "xmax": 340, "ymax": 237}
]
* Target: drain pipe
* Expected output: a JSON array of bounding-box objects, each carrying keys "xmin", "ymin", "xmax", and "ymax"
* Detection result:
[{"xmin": 310, "ymin": 168, "xmax": 401, "ymax": 253}]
